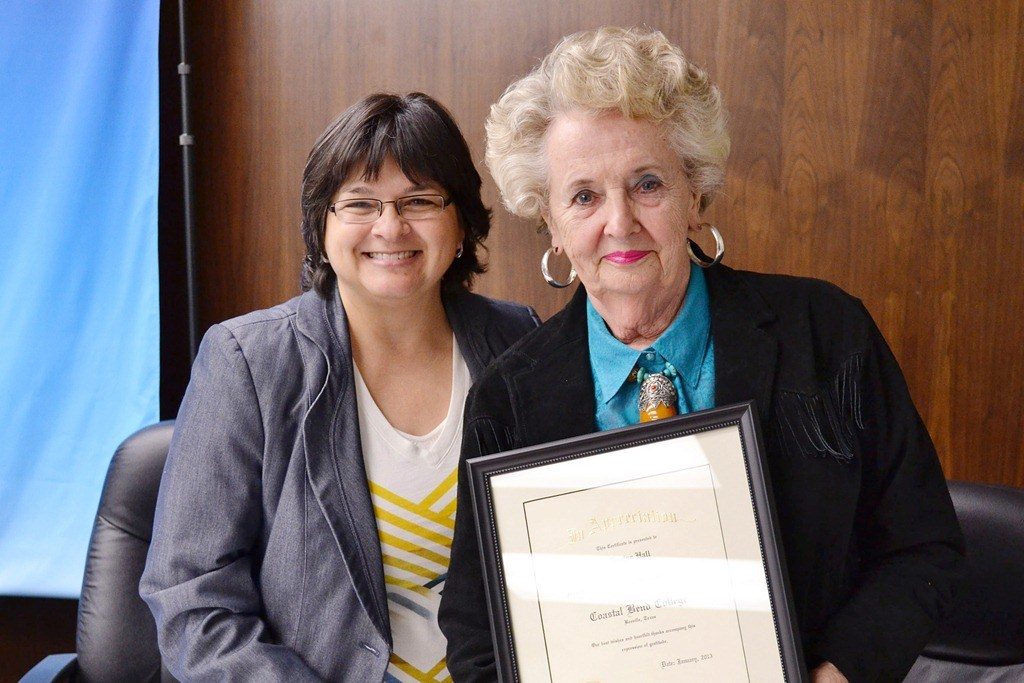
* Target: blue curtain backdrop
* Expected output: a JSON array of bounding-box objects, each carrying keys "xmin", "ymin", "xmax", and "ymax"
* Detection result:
[{"xmin": 0, "ymin": 0, "xmax": 160, "ymax": 597}]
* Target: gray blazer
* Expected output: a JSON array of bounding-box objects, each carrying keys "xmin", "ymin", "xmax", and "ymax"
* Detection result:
[{"xmin": 140, "ymin": 287, "xmax": 538, "ymax": 682}]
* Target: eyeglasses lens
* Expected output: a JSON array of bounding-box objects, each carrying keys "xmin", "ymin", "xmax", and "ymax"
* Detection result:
[{"xmin": 334, "ymin": 195, "xmax": 445, "ymax": 223}]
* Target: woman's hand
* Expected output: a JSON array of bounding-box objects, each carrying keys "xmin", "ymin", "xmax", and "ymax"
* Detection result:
[{"xmin": 811, "ymin": 661, "xmax": 849, "ymax": 682}]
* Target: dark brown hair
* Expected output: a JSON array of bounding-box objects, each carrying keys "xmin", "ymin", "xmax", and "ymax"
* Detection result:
[{"xmin": 300, "ymin": 92, "xmax": 489, "ymax": 296}]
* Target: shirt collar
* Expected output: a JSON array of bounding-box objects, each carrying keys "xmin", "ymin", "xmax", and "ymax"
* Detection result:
[
  {"xmin": 586, "ymin": 263, "xmax": 712, "ymax": 404},
  {"xmin": 652, "ymin": 264, "xmax": 711, "ymax": 391}
]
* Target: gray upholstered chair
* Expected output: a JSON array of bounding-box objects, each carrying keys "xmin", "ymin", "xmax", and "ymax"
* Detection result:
[{"xmin": 905, "ymin": 480, "xmax": 1024, "ymax": 682}]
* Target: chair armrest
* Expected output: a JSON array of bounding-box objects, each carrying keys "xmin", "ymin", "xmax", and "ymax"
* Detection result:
[{"xmin": 18, "ymin": 653, "xmax": 77, "ymax": 682}]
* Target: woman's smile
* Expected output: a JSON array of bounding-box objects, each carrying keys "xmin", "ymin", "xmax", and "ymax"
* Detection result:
[
  {"xmin": 603, "ymin": 250, "xmax": 650, "ymax": 265},
  {"xmin": 363, "ymin": 249, "xmax": 421, "ymax": 264}
]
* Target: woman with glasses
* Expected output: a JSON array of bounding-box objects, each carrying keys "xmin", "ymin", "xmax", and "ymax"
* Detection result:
[{"xmin": 141, "ymin": 92, "xmax": 538, "ymax": 681}]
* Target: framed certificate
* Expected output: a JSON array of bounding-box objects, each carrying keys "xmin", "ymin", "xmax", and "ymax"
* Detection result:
[{"xmin": 467, "ymin": 402, "xmax": 806, "ymax": 682}]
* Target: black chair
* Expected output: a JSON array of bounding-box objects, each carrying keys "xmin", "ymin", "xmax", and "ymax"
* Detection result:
[
  {"xmin": 21, "ymin": 421, "xmax": 176, "ymax": 683},
  {"xmin": 905, "ymin": 480, "xmax": 1024, "ymax": 681}
]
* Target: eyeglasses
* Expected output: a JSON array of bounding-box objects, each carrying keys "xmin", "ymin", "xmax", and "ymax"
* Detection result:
[{"xmin": 328, "ymin": 194, "xmax": 450, "ymax": 223}]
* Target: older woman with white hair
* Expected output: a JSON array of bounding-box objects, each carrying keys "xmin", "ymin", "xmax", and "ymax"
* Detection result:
[{"xmin": 439, "ymin": 27, "xmax": 963, "ymax": 683}]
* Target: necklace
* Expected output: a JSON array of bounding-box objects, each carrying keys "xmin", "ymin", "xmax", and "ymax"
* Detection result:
[{"xmin": 633, "ymin": 360, "xmax": 679, "ymax": 423}]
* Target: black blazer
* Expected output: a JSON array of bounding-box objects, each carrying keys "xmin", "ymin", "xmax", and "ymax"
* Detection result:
[{"xmin": 440, "ymin": 264, "xmax": 964, "ymax": 683}]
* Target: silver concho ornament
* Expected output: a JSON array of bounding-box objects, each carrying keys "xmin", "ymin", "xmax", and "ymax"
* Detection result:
[{"xmin": 638, "ymin": 372, "xmax": 678, "ymax": 422}]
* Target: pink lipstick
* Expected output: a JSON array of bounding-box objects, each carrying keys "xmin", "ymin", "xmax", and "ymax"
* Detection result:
[{"xmin": 603, "ymin": 250, "xmax": 649, "ymax": 265}]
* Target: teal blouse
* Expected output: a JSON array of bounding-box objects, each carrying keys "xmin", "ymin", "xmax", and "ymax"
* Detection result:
[{"xmin": 586, "ymin": 263, "xmax": 716, "ymax": 430}]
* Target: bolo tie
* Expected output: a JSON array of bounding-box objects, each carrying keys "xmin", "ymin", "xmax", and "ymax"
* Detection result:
[{"xmin": 634, "ymin": 363, "xmax": 680, "ymax": 423}]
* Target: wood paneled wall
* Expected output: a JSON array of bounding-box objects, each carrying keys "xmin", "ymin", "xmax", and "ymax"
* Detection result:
[{"xmin": 186, "ymin": 1, "xmax": 1023, "ymax": 486}]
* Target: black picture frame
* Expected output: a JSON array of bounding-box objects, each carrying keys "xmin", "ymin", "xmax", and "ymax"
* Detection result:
[{"xmin": 467, "ymin": 401, "xmax": 807, "ymax": 682}]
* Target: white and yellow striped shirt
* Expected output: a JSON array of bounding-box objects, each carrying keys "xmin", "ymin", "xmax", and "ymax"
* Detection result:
[{"xmin": 355, "ymin": 339, "xmax": 469, "ymax": 683}]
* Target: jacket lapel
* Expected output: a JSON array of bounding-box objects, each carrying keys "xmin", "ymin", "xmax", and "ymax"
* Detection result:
[
  {"xmin": 705, "ymin": 265, "xmax": 779, "ymax": 420},
  {"xmin": 294, "ymin": 289, "xmax": 391, "ymax": 644},
  {"xmin": 512, "ymin": 287, "xmax": 597, "ymax": 445},
  {"xmin": 444, "ymin": 290, "xmax": 489, "ymax": 381}
]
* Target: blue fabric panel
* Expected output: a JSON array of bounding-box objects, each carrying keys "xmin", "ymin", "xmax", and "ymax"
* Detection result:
[{"xmin": 0, "ymin": 0, "xmax": 160, "ymax": 597}]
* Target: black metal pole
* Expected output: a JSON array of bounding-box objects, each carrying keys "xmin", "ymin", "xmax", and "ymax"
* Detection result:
[{"xmin": 177, "ymin": 0, "xmax": 198, "ymax": 363}]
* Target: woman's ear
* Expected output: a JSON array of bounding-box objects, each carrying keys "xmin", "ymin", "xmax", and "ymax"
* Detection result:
[
  {"xmin": 456, "ymin": 214, "xmax": 467, "ymax": 248},
  {"xmin": 687, "ymin": 193, "xmax": 703, "ymax": 235},
  {"xmin": 541, "ymin": 210, "xmax": 564, "ymax": 251}
]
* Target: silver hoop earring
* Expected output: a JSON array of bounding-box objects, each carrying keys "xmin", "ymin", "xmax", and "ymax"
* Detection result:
[
  {"xmin": 687, "ymin": 224, "xmax": 725, "ymax": 268},
  {"xmin": 541, "ymin": 247, "xmax": 577, "ymax": 288},
  {"xmin": 455, "ymin": 244, "xmax": 464, "ymax": 259}
]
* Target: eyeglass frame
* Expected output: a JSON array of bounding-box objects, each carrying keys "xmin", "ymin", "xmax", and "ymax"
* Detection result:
[{"xmin": 327, "ymin": 193, "xmax": 452, "ymax": 223}]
